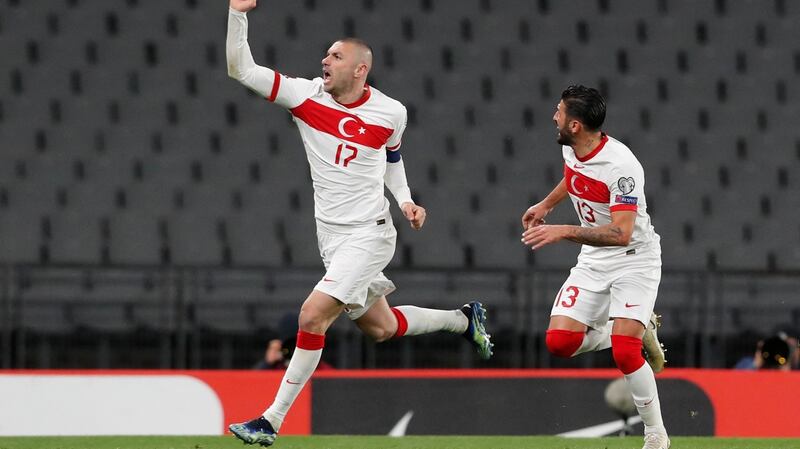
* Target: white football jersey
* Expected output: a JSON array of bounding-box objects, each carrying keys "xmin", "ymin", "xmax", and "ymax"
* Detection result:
[
  {"xmin": 562, "ymin": 134, "xmax": 660, "ymax": 261},
  {"xmin": 268, "ymin": 74, "xmax": 407, "ymax": 232}
]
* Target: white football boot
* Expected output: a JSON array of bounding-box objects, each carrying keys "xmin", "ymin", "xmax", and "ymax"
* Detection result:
[
  {"xmin": 642, "ymin": 432, "xmax": 671, "ymax": 449},
  {"xmin": 642, "ymin": 312, "xmax": 667, "ymax": 373}
]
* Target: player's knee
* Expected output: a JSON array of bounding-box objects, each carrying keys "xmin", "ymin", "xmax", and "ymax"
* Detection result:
[
  {"xmin": 611, "ymin": 335, "xmax": 646, "ymax": 374},
  {"xmin": 545, "ymin": 329, "xmax": 584, "ymax": 358},
  {"xmin": 297, "ymin": 309, "xmax": 327, "ymax": 334}
]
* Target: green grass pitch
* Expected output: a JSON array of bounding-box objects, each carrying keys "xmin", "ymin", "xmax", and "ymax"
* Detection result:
[{"xmin": 1, "ymin": 436, "xmax": 800, "ymax": 449}]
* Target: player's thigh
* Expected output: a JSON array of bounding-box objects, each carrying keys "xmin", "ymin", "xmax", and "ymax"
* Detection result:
[
  {"xmin": 314, "ymin": 228, "xmax": 396, "ymax": 311},
  {"xmin": 611, "ymin": 317, "xmax": 646, "ymax": 338},
  {"xmin": 298, "ymin": 289, "xmax": 347, "ymax": 334},
  {"xmin": 609, "ymin": 265, "xmax": 661, "ymax": 327},
  {"xmin": 548, "ymin": 315, "xmax": 589, "ymax": 332},
  {"xmin": 550, "ymin": 266, "xmax": 611, "ymax": 330}
]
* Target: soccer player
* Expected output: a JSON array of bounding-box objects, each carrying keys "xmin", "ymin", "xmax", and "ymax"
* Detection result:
[
  {"xmin": 520, "ymin": 86, "xmax": 670, "ymax": 449},
  {"xmin": 225, "ymin": 0, "xmax": 493, "ymax": 445}
]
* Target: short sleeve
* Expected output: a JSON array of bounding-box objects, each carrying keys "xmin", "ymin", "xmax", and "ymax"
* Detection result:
[
  {"xmin": 608, "ymin": 158, "xmax": 645, "ymax": 213},
  {"xmin": 271, "ymin": 74, "xmax": 323, "ymax": 110},
  {"xmin": 385, "ymin": 105, "xmax": 408, "ymax": 151}
]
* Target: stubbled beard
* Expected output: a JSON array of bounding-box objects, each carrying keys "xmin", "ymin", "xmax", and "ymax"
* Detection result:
[
  {"xmin": 557, "ymin": 128, "xmax": 575, "ymax": 146},
  {"xmin": 324, "ymin": 78, "xmax": 354, "ymax": 96}
]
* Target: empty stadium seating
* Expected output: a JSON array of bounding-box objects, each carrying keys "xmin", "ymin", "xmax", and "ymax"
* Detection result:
[{"xmin": 0, "ymin": 0, "xmax": 798, "ymax": 369}]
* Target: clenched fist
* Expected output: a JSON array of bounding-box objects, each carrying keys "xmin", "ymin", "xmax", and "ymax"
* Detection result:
[
  {"xmin": 401, "ymin": 202, "xmax": 426, "ymax": 230},
  {"xmin": 230, "ymin": 0, "xmax": 257, "ymax": 13}
]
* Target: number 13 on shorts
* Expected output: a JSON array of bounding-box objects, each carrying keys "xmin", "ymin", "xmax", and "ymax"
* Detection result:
[{"xmin": 554, "ymin": 285, "xmax": 580, "ymax": 308}]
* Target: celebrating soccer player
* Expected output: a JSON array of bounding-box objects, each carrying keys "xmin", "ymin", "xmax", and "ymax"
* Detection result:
[
  {"xmin": 520, "ymin": 86, "xmax": 670, "ymax": 449},
  {"xmin": 225, "ymin": 0, "xmax": 493, "ymax": 445}
]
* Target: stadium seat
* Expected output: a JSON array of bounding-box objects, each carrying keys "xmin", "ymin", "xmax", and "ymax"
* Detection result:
[
  {"xmin": 191, "ymin": 269, "xmax": 271, "ymax": 334},
  {"xmin": 16, "ymin": 268, "xmax": 83, "ymax": 335},
  {"xmin": 168, "ymin": 211, "xmax": 223, "ymax": 266},
  {"xmin": 449, "ymin": 271, "xmax": 518, "ymax": 329},
  {"xmin": 225, "ymin": 212, "xmax": 285, "ymax": 267},
  {"xmin": 106, "ymin": 212, "xmax": 161, "ymax": 265},
  {"xmin": 49, "ymin": 210, "xmax": 103, "ymax": 265}
]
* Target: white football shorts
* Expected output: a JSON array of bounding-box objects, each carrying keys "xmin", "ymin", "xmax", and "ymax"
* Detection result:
[
  {"xmin": 314, "ymin": 222, "xmax": 397, "ymax": 320},
  {"xmin": 550, "ymin": 244, "xmax": 662, "ymax": 329}
]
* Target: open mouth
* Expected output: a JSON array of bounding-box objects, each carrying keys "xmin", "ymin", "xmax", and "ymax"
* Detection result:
[{"xmin": 322, "ymin": 69, "xmax": 332, "ymax": 82}]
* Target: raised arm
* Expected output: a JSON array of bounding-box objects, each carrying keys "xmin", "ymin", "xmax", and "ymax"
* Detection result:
[{"xmin": 226, "ymin": 0, "xmax": 278, "ymax": 97}]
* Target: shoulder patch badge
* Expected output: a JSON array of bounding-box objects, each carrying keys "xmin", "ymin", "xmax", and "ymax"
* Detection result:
[{"xmin": 617, "ymin": 177, "xmax": 635, "ymax": 195}]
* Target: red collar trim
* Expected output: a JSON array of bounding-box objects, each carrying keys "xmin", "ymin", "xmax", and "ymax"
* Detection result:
[
  {"xmin": 576, "ymin": 133, "xmax": 608, "ymax": 162},
  {"xmin": 337, "ymin": 85, "xmax": 371, "ymax": 109}
]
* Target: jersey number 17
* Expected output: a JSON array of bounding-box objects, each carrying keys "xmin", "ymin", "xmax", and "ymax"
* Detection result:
[{"xmin": 335, "ymin": 143, "xmax": 358, "ymax": 167}]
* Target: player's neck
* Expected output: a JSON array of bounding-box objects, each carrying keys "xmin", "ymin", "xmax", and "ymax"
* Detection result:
[
  {"xmin": 332, "ymin": 84, "xmax": 368, "ymax": 106},
  {"xmin": 572, "ymin": 132, "xmax": 604, "ymax": 159}
]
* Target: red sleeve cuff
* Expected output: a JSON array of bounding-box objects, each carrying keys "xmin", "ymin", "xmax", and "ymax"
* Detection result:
[{"xmin": 610, "ymin": 204, "xmax": 638, "ymax": 212}]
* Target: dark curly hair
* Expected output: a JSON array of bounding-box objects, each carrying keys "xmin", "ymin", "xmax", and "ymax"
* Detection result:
[{"xmin": 561, "ymin": 85, "xmax": 606, "ymax": 131}]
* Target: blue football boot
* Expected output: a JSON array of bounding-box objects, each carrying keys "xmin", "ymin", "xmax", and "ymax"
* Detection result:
[
  {"xmin": 461, "ymin": 301, "xmax": 494, "ymax": 360},
  {"xmin": 229, "ymin": 416, "xmax": 277, "ymax": 447}
]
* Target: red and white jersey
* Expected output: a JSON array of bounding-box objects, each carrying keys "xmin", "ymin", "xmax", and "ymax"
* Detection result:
[
  {"xmin": 562, "ymin": 134, "xmax": 660, "ymax": 261},
  {"xmin": 269, "ymin": 74, "xmax": 407, "ymax": 232}
]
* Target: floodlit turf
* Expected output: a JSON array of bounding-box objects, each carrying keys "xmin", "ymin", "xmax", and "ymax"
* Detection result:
[{"xmin": 1, "ymin": 436, "xmax": 799, "ymax": 449}]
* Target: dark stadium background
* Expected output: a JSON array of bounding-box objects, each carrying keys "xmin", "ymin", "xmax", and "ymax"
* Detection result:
[{"xmin": 0, "ymin": 0, "xmax": 797, "ymax": 371}]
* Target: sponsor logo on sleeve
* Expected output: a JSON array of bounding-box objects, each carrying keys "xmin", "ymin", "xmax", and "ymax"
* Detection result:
[
  {"xmin": 617, "ymin": 177, "xmax": 636, "ymax": 195},
  {"xmin": 615, "ymin": 195, "xmax": 638, "ymax": 205}
]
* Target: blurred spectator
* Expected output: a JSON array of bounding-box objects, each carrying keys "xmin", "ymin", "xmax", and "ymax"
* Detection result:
[
  {"xmin": 253, "ymin": 313, "xmax": 335, "ymax": 370},
  {"xmin": 774, "ymin": 327, "xmax": 800, "ymax": 370},
  {"xmin": 252, "ymin": 337, "xmax": 335, "ymax": 371},
  {"xmin": 735, "ymin": 333, "xmax": 795, "ymax": 371},
  {"xmin": 756, "ymin": 336, "xmax": 791, "ymax": 371},
  {"xmin": 253, "ymin": 338, "xmax": 288, "ymax": 370}
]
